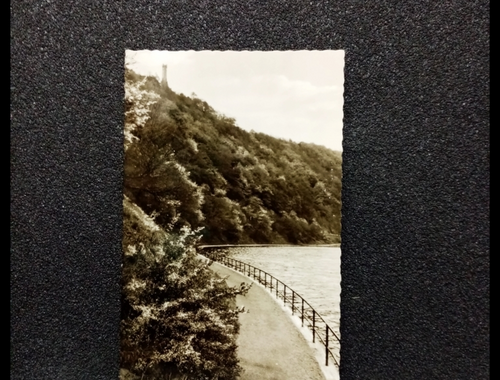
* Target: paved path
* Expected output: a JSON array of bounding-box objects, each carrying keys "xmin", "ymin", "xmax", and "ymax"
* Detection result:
[{"xmin": 210, "ymin": 261, "xmax": 326, "ymax": 380}]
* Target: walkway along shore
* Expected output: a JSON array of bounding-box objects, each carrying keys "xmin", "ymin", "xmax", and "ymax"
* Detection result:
[{"xmin": 208, "ymin": 260, "xmax": 331, "ymax": 380}]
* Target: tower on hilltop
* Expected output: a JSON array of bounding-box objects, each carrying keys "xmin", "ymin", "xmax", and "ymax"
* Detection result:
[{"xmin": 161, "ymin": 64, "xmax": 168, "ymax": 88}]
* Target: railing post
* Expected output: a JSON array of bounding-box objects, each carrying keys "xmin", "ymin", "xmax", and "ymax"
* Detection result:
[
  {"xmin": 301, "ymin": 299, "xmax": 304, "ymax": 327},
  {"xmin": 325, "ymin": 326, "xmax": 329, "ymax": 366},
  {"xmin": 312, "ymin": 310, "xmax": 316, "ymax": 343},
  {"xmin": 211, "ymin": 254, "xmax": 337, "ymax": 367}
]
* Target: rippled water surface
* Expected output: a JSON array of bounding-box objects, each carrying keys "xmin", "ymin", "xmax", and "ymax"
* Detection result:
[{"xmin": 228, "ymin": 246, "xmax": 341, "ymax": 334}]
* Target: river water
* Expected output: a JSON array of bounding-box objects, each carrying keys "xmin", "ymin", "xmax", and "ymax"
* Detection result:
[{"xmin": 227, "ymin": 246, "xmax": 341, "ymax": 336}]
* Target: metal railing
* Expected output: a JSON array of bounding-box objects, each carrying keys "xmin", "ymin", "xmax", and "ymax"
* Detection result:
[{"xmin": 203, "ymin": 250, "xmax": 340, "ymax": 368}]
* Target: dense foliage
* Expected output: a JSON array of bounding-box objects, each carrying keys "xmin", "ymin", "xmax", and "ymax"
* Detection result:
[
  {"xmin": 121, "ymin": 67, "xmax": 342, "ymax": 379},
  {"xmin": 121, "ymin": 71, "xmax": 252, "ymax": 379},
  {"xmin": 124, "ymin": 69, "xmax": 342, "ymax": 245},
  {"xmin": 121, "ymin": 197, "xmax": 251, "ymax": 380}
]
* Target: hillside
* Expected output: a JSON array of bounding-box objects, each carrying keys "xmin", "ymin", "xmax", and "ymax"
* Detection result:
[{"xmin": 124, "ymin": 68, "xmax": 342, "ymax": 245}]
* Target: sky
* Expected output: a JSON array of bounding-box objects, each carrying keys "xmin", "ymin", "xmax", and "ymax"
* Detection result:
[{"xmin": 125, "ymin": 50, "xmax": 344, "ymax": 152}]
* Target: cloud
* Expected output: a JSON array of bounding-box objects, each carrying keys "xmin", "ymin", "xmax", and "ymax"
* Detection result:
[{"xmin": 124, "ymin": 50, "xmax": 345, "ymax": 151}]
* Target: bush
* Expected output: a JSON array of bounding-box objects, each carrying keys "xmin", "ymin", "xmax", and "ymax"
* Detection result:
[{"xmin": 121, "ymin": 197, "xmax": 250, "ymax": 380}]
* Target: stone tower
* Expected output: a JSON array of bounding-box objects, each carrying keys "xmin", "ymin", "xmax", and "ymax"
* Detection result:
[{"xmin": 161, "ymin": 64, "xmax": 168, "ymax": 87}]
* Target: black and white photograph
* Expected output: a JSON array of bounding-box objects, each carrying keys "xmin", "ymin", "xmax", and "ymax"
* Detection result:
[{"xmin": 120, "ymin": 50, "xmax": 344, "ymax": 380}]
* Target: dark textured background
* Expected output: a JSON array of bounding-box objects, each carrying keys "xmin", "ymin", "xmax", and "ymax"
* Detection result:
[{"xmin": 11, "ymin": 1, "xmax": 489, "ymax": 379}]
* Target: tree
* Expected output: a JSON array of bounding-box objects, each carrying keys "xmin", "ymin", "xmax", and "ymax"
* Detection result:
[
  {"xmin": 124, "ymin": 115, "xmax": 204, "ymax": 230},
  {"xmin": 124, "ymin": 75, "xmax": 160, "ymax": 150},
  {"xmin": 201, "ymin": 192, "xmax": 245, "ymax": 244},
  {"xmin": 123, "ymin": 67, "xmax": 343, "ymax": 246}
]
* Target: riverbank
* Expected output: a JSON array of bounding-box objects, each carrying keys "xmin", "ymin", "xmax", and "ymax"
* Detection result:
[
  {"xmin": 202, "ymin": 246, "xmax": 341, "ymax": 338},
  {"xmin": 208, "ymin": 260, "xmax": 328, "ymax": 380}
]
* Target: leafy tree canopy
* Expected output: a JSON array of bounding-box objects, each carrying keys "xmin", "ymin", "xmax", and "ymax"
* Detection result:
[{"xmin": 124, "ymin": 68, "xmax": 342, "ymax": 245}]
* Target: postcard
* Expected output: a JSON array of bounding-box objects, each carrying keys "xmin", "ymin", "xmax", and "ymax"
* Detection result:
[{"xmin": 120, "ymin": 50, "xmax": 344, "ymax": 380}]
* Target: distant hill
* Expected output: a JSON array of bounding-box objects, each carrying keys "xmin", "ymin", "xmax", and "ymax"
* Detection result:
[{"xmin": 124, "ymin": 68, "xmax": 342, "ymax": 245}]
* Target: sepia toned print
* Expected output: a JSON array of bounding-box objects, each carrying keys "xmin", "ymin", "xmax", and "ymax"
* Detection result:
[{"xmin": 121, "ymin": 50, "xmax": 344, "ymax": 380}]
